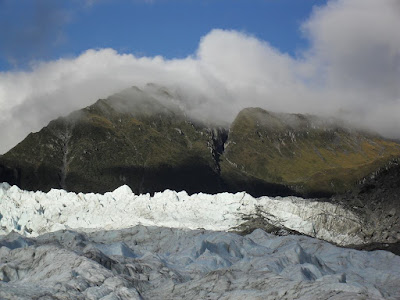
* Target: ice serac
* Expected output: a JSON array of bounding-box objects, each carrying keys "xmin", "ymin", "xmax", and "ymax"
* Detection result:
[
  {"xmin": 0, "ymin": 227, "xmax": 399, "ymax": 299},
  {"xmin": 0, "ymin": 183, "xmax": 386, "ymax": 246}
]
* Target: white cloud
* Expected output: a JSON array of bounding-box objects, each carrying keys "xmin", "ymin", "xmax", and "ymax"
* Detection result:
[
  {"xmin": 0, "ymin": 0, "xmax": 400, "ymax": 154},
  {"xmin": 303, "ymin": 0, "xmax": 400, "ymax": 93},
  {"xmin": 301, "ymin": 0, "xmax": 400, "ymax": 134}
]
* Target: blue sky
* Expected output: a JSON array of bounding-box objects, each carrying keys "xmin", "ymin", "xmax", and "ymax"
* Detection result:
[{"xmin": 0, "ymin": 0, "xmax": 326, "ymax": 71}]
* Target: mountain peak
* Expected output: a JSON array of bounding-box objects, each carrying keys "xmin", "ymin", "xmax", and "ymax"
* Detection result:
[{"xmin": 1, "ymin": 89, "xmax": 399, "ymax": 197}]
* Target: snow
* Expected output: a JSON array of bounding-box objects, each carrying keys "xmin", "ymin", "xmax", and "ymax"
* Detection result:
[{"xmin": 0, "ymin": 183, "xmax": 364, "ymax": 245}]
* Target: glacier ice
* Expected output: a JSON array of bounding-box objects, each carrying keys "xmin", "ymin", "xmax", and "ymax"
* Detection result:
[
  {"xmin": 0, "ymin": 226, "xmax": 399, "ymax": 299},
  {"xmin": 1, "ymin": 183, "xmax": 400, "ymax": 299},
  {"xmin": 0, "ymin": 183, "xmax": 365, "ymax": 246}
]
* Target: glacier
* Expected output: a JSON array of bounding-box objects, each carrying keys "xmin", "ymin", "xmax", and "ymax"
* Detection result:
[
  {"xmin": 1, "ymin": 226, "xmax": 400, "ymax": 299},
  {"xmin": 1, "ymin": 183, "xmax": 365, "ymax": 245},
  {"xmin": 1, "ymin": 183, "xmax": 400, "ymax": 299}
]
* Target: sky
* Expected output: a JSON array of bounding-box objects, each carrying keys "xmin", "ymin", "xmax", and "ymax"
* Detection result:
[
  {"xmin": 0, "ymin": 0, "xmax": 400, "ymax": 154},
  {"xmin": 0, "ymin": 0, "xmax": 324, "ymax": 70}
]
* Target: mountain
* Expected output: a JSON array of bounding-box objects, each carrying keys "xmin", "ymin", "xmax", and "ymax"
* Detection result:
[
  {"xmin": 0, "ymin": 86, "xmax": 225, "ymax": 194},
  {"xmin": 221, "ymin": 107, "xmax": 400, "ymax": 196},
  {"xmin": 1, "ymin": 86, "xmax": 400, "ymax": 197}
]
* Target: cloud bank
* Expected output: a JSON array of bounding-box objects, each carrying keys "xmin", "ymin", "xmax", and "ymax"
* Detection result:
[{"xmin": 1, "ymin": 0, "xmax": 400, "ymax": 154}]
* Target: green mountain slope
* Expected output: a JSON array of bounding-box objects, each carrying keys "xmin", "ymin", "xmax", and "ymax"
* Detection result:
[
  {"xmin": 0, "ymin": 87, "xmax": 225, "ymax": 194},
  {"xmin": 220, "ymin": 107, "xmax": 400, "ymax": 196},
  {"xmin": 1, "ymin": 88, "xmax": 400, "ymax": 197}
]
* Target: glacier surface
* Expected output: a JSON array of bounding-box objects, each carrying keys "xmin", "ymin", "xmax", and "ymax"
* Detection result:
[
  {"xmin": 0, "ymin": 183, "xmax": 365, "ymax": 245},
  {"xmin": 1, "ymin": 226, "xmax": 400, "ymax": 299},
  {"xmin": 1, "ymin": 183, "xmax": 399, "ymax": 299}
]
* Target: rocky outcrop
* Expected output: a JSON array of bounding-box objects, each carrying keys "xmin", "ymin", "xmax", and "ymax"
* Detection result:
[{"xmin": 332, "ymin": 159, "xmax": 400, "ymax": 250}]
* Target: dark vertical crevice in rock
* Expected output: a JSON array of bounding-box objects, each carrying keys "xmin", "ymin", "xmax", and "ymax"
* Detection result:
[
  {"xmin": 211, "ymin": 127, "xmax": 229, "ymax": 173},
  {"xmin": 60, "ymin": 123, "xmax": 73, "ymax": 191}
]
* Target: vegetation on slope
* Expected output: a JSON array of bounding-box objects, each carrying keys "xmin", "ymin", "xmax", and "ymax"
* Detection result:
[
  {"xmin": 221, "ymin": 107, "xmax": 400, "ymax": 196},
  {"xmin": 0, "ymin": 87, "xmax": 224, "ymax": 194},
  {"xmin": 1, "ymin": 89, "xmax": 399, "ymax": 197}
]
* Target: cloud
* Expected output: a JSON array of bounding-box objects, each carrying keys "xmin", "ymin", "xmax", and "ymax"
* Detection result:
[
  {"xmin": 303, "ymin": 0, "xmax": 400, "ymax": 94},
  {"xmin": 300, "ymin": 0, "xmax": 400, "ymax": 133},
  {"xmin": 0, "ymin": 0, "xmax": 400, "ymax": 154}
]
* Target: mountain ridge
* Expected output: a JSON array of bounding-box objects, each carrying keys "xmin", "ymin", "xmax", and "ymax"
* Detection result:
[{"xmin": 1, "ymin": 86, "xmax": 400, "ymax": 197}]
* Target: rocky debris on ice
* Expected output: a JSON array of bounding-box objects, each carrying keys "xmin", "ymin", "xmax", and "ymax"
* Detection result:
[
  {"xmin": 1, "ymin": 226, "xmax": 399, "ymax": 299},
  {"xmin": 0, "ymin": 183, "xmax": 369, "ymax": 246}
]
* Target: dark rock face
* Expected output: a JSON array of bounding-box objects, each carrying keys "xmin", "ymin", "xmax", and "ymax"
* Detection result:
[
  {"xmin": 1, "ymin": 87, "xmax": 399, "ymax": 197},
  {"xmin": 0, "ymin": 164, "xmax": 20, "ymax": 187},
  {"xmin": 333, "ymin": 159, "xmax": 400, "ymax": 248}
]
